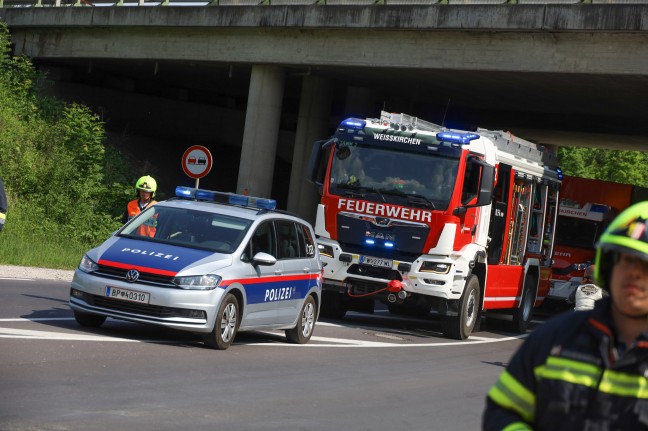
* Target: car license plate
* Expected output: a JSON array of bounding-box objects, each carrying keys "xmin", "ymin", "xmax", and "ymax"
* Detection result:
[
  {"xmin": 359, "ymin": 256, "xmax": 393, "ymax": 269},
  {"xmin": 105, "ymin": 286, "xmax": 150, "ymax": 304}
]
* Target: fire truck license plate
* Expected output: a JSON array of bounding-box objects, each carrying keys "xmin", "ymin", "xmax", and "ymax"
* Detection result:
[
  {"xmin": 105, "ymin": 286, "xmax": 150, "ymax": 304},
  {"xmin": 359, "ymin": 256, "xmax": 393, "ymax": 268}
]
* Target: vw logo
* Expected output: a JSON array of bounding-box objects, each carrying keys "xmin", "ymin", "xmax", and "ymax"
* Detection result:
[{"xmin": 125, "ymin": 269, "xmax": 140, "ymax": 283}]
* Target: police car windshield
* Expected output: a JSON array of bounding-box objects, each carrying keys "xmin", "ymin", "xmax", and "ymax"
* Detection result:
[
  {"xmin": 329, "ymin": 145, "xmax": 458, "ymax": 210},
  {"xmin": 119, "ymin": 206, "xmax": 252, "ymax": 254}
]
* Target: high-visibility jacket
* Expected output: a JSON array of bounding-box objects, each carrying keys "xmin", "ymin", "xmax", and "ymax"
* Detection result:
[
  {"xmin": 483, "ymin": 297, "xmax": 648, "ymax": 431},
  {"xmin": 125, "ymin": 199, "xmax": 157, "ymax": 237}
]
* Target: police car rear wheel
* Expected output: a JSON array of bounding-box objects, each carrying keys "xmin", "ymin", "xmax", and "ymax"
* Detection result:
[
  {"xmin": 285, "ymin": 295, "xmax": 316, "ymax": 344},
  {"xmin": 204, "ymin": 293, "xmax": 240, "ymax": 350},
  {"xmin": 73, "ymin": 311, "xmax": 106, "ymax": 328}
]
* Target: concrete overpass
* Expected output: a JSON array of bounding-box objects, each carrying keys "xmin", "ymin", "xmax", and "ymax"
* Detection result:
[{"xmin": 1, "ymin": 3, "xmax": 647, "ymax": 220}]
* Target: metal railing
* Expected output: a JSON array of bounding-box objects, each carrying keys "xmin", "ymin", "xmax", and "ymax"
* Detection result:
[{"xmin": 2, "ymin": 0, "xmax": 647, "ymax": 7}]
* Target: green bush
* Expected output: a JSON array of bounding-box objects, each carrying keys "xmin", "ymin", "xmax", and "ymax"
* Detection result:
[{"xmin": 0, "ymin": 21, "xmax": 132, "ymax": 269}]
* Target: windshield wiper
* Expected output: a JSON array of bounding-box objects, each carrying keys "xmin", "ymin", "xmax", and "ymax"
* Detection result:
[
  {"xmin": 336, "ymin": 184, "xmax": 386, "ymax": 202},
  {"xmin": 379, "ymin": 188, "xmax": 436, "ymax": 209}
]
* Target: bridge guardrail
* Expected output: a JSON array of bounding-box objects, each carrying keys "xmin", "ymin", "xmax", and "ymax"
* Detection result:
[{"xmin": 3, "ymin": 0, "xmax": 648, "ymax": 8}]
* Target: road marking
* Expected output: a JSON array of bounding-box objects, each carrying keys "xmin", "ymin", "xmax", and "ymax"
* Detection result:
[
  {"xmin": 0, "ymin": 327, "xmax": 140, "ymax": 342},
  {"xmin": 0, "ymin": 317, "xmax": 529, "ymax": 347}
]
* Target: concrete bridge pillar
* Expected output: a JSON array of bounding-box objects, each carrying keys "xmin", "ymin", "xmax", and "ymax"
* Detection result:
[
  {"xmin": 237, "ymin": 64, "xmax": 285, "ymax": 198},
  {"xmin": 287, "ymin": 75, "xmax": 332, "ymax": 224}
]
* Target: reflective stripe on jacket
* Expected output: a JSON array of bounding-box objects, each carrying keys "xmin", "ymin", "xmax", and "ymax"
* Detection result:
[{"xmin": 483, "ymin": 297, "xmax": 648, "ymax": 431}]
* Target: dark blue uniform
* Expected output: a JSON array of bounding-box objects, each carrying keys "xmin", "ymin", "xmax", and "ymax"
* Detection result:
[{"xmin": 483, "ymin": 297, "xmax": 648, "ymax": 430}]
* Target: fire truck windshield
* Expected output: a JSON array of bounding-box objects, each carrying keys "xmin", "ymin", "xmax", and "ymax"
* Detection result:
[
  {"xmin": 555, "ymin": 217, "xmax": 602, "ymax": 249},
  {"xmin": 329, "ymin": 144, "xmax": 459, "ymax": 210}
]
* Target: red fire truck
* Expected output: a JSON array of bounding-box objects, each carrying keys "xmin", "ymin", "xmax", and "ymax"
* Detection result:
[
  {"xmin": 548, "ymin": 176, "xmax": 648, "ymax": 303},
  {"xmin": 307, "ymin": 112, "xmax": 562, "ymax": 339}
]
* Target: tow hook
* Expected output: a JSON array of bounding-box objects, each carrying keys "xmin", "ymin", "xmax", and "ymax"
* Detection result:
[{"xmin": 387, "ymin": 280, "xmax": 408, "ymax": 303}]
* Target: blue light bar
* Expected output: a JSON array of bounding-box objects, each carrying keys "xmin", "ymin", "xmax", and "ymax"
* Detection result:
[
  {"xmin": 175, "ymin": 187, "xmax": 277, "ymax": 210},
  {"xmin": 365, "ymin": 239, "xmax": 375, "ymax": 245},
  {"xmin": 384, "ymin": 241, "xmax": 394, "ymax": 248},
  {"xmin": 175, "ymin": 186, "xmax": 195, "ymax": 198},
  {"xmin": 436, "ymin": 131, "xmax": 480, "ymax": 145},
  {"xmin": 591, "ymin": 203, "xmax": 611, "ymax": 213},
  {"xmin": 341, "ymin": 118, "xmax": 366, "ymax": 130}
]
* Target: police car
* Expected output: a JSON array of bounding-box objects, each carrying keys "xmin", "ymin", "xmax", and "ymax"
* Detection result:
[{"xmin": 69, "ymin": 187, "xmax": 322, "ymax": 350}]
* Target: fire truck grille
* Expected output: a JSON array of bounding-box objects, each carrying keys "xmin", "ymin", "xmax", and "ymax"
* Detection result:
[
  {"xmin": 347, "ymin": 264, "xmax": 403, "ymax": 281},
  {"xmin": 347, "ymin": 279, "xmax": 390, "ymax": 297}
]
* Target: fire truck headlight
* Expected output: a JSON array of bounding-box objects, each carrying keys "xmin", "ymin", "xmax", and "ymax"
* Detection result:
[
  {"xmin": 318, "ymin": 244, "xmax": 334, "ymax": 259},
  {"xmin": 420, "ymin": 262, "xmax": 451, "ymax": 274}
]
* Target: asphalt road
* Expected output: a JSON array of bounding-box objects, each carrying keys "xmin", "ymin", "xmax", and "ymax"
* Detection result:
[{"xmin": 0, "ymin": 277, "xmax": 543, "ymax": 431}]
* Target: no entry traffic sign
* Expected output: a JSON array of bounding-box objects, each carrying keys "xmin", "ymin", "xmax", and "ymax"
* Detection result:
[{"xmin": 182, "ymin": 145, "xmax": 213, "ymax": 180}]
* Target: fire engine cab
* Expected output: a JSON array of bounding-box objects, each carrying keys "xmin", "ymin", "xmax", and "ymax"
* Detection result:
[{"xmin": 307, "ymin": 112, "xmax": 562, "ymax": 339}]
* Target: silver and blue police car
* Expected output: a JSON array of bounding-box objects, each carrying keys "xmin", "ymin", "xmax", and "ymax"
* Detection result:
[{"xmin": 69, "ymin": 187, "xmax": 322, "ymax": 350}]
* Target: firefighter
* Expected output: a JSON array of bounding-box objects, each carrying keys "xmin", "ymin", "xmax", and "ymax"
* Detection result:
[
  {"xmin": 122, "ymin": 176, "xmax": 158, "ymax": 236},
  {"xmin": 0, "ymin": 177, "xmax": 7, "ymax": 232},
  {"xmin": 482, "ymin": 201, "xmax": 648, "ymax": 431},
  {"xmin": 569, "ymin": 264, "xmax": 607, "ymax": 311}
]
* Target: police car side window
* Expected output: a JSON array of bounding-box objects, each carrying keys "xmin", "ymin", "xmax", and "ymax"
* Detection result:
[
  {"xmin": 248, "ymin": 221, "xmax": 276, "ymax": 258},
  {"xmin": 277, "ymin": 220, "xmax": 299, "ymax": 260},
  {"xmin": 298, "ymin": 223, "xmax": 316, "ymax": 258}
]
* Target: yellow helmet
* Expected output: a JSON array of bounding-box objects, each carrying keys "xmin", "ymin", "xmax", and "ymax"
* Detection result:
[{"xmin": 135, "ymin": 175, "xmax": 157, "ymax": 197}]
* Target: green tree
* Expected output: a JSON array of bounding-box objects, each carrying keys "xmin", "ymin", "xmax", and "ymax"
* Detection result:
[
  {"xmin": 558, "ymin": 146, "xmax": 648, "ymax": 188},
  {"xmin": 0, "ymin": 21, "xmax": 132, "ymax": 268}
]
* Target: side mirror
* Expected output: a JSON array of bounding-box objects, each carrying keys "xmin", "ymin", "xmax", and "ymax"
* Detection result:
[
  {"xmin": 475, "ymin": 164, "xmax": 495, "ymax": 207},
  {"xmin": 252, "ymin": 252, "xmax": 277, "ymax": 266},
  {"xmin": 307, "ymin": 138, "xmax": 337, "ymax": 187}
]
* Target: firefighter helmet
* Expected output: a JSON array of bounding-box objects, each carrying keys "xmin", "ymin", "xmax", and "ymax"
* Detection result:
[
  {"xmin": 135, "ymin": 175, "xmax": 157, "ymax": 197},
  {"xmin": 594, "ymin": 201, "xmax": 648, "ymax": 290}
]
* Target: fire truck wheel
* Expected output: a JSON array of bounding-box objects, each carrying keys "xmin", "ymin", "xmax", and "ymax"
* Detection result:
[
  {"xmin": 442, "ymin": 275, "xmax": 480, "ymax": 340},
  {"xmin": 285, "ymin": 295, "xmax": 317, "ymax": 344},
  {"xmin": 203, "ymin": 293, "xmax": 240, "ymax": 350},
  {"xmin": 320, "ymin": 292, "xmax": 347, "ymax": 319},
  {"xmin": 510, "ymin": 281, "xmax": 536, "ymax": 334}
]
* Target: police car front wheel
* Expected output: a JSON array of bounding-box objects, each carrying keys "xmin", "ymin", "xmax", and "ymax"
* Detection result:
[
  {"xmin": 285, "ymin": 295, "xmax": 317, "ymax": 344},
  {"xmin": 203, "ymin": 293, "xmax": 240, "ymax": 350}
]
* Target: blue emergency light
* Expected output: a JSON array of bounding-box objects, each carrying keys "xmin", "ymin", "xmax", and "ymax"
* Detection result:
[
  {"xmin": 590, "ymin": 203, "xmax": 611, "ymax": 213},
  {"xmin": 341, "ymin": 118, "xmax": 366, "ymax": 130},
  {"xmin": 175, "ymin": 186, "xmax": 277, "ymax": 210},
  {"xmin": 556, "ymin": 167, "xmax": 564, "ymax": 180},
  {"xmin": 436, "ymin": 131, "xmax": 480, "ymax": 145}
]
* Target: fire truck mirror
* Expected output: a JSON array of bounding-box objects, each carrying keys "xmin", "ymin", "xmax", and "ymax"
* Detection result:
[
  {"xmin": 453, "ymin": 206, "xmax": 467, "ymax": 216},
  {"xmin": 476, "ymin": 164, "xmax": 495, "ymax": 207}
]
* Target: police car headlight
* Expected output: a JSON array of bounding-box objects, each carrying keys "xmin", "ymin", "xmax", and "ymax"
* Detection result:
[
  {"xmin": 79, "ymin": 254, "xmax": 98, "ymax": 273},
  {"xmin": 173, "ymin": 275, "xmax": 222, "ymax": 290},
  {"xmin": 420, "ymin": 261, "xmax": 451, "ymax": 274}
]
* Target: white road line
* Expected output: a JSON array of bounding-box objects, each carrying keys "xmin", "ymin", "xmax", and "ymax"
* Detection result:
[
  {"xmin": 0, "ymin": 327, "xmax": 140, "ymax": 342},
  {"xmin": 0, "ymin": 317, "xmax": 529, "ymax": 347}
]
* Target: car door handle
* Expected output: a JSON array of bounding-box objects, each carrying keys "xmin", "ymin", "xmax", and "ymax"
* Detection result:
[
  {"xmin": 275, "ymin": 270, "xmax": 283, "ymax": 275},
  {"xmin": 303, "ymin": 267, "xmax": 310, "ymax": 273}
]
